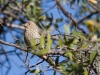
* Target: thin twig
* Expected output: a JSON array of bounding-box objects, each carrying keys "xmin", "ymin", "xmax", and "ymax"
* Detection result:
[
  {"xmin": 55, "ymin": 0, "xmax": 86, "ymax": 34},
  {"xmin": 77, "ymin": 11, "xmax": 98, "ymax": 24},
  {"xmin": 41, "ymin": 4, "xmax": 56, "ymax": 16}
]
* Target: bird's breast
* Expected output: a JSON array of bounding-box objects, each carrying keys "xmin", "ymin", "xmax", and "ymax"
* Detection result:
[{"xmin": 25, "ymin": 29, "xmax": 40, "ymax": 45}]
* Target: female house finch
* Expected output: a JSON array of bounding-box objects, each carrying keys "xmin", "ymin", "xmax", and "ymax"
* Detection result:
[
  {"xmin": 23, "ymin": 21, "xmax": 55, "ymax": 66},
  {"xmin": 24, "ymin": 21, "xmax": 41, "ymax": 47}
]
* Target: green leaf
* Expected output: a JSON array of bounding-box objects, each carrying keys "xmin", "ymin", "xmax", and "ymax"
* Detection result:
[
  {"xmin": 72, "ymin": 29, "xmax": 80, "ymax": 36},
  {"xmin": 31, "ymin": 38, "xmax": 35, "ymax": 46},
  {"xmin": 66, "ymin": 52, "xmax": 73, "ymax": 60},
  {"xmin": 97, "ymin": 38, "xmax": 100, "ymax": 42},
  {"xmin": 56, "ymin": 18, "xmax": 62, "ymax": 22},
  {"xmin": 26, "ymin": 2, "xmax": 34, "ymax": 12},
  {"xmin": 60, "ymin": 65, "xmax": 66, "ymax": 71},
  {"xmin": 73, "ymin": 38, "xmax": 79, "ymax": 44},
  {"xmin": 58, "ymin": 37, "xmax": 63, "ymax": 47},
  {"xmin": 34, "ymin": 69, "xmax": 40, "ymax": 74},
  {"xmin": 81, "ymin": 42, "xmax": 89, "ymax": 49},
  {"xmin": 72, "ymin": 29, "xmax": 85, "ymax": 39},
  {"xmin": 70, "ymin": 44, "xmax": 77, "ymax": 49},
  {"xmin": 54, "ymin": 24, "xmax": 58, "ymax": 29},
  {"xmin": 47, "ymin": 34, "xmax": 52, "ymax": 50},
  {"xmin": 30, "ymin": 69, "xmax": 40, "ymax": 74},
  {"xmin": 55, "ymin": 57, "xmax": 59, "ymax": 66},
  {"xmin": 90, "ymin": 51, "xmax": 97, "ymax": 64},
  {"xmin": 32, "ymin": 5, "xmax": 36, "ymax": 16},
  {"xmin": 65, "ymin": 38, "xmax": 75, "ymax": 46},
  {"xmin": 22, "ymin": 0, "xmax": 28, "ymax": 2},
  {"xmin": 39, "ymin": 16, "xmax": 47, "ymax": 21},
  {"xmin": 30, "ymin": 38, "xmax": 38, "ymax": 51},
  {"xmin": 0, "ymin": 0, "xmax": 5, "ymax": 4},
  {"xmin": 25, "ymin": 13, "xmax": 35, "ymax": 21},
  {"xmin": 84, "ymin": 69, "xmax": 88, "ymax": 75},
  {"xmin": 40, "ymin": 34, "xmax": 44, "ymax": 48},
  {"xmin": 36, "ymin": 49, "xmax": 49, "ymax": 56},
  {"xmin": 64, "ymin": 24, "xmax": 70, "ymax": 35}
]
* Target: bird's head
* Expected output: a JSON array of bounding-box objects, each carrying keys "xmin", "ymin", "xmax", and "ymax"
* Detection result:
[{"xmin": 23, "ymin": 21, "xmax": 38, "ymax": 29}]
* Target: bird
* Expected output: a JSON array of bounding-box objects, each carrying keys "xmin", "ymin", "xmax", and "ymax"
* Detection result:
[
  {"xmin": 23, "ymin": 21, "xmax": 41, "ymax": 47},
  {"xmin": 23, "ymin": 21, "xmax": 55, "ymax": 66}
]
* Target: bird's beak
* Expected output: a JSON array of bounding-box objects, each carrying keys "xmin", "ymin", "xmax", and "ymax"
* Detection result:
[{"xmin": 23, "ymin": 23, "xmax": 27, "ymax": 27}]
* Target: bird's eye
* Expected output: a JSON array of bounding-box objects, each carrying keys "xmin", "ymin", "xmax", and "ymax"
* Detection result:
[{"xmin": 29, "ymin": 23, "xmax": 30, "ymax": 25}]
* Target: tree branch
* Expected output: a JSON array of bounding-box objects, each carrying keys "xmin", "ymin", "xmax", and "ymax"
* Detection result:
[
  {"xmin": 77, "ymin": 11, "xmax": 99, "ymax": 24},
  {"xmin": 0, "ymin": 39, "xmax": 55, "ymax": 67},
  {"xmin": 6, "ymin": 23, "xmax": 25, "ymax": 30},
  {"xmin": 0, "ymin": 39, "xmax": 27, "ymax": 51},
  {"xmin": 55, "ymin": 0, "xmax": 86, "ymax": 34}
]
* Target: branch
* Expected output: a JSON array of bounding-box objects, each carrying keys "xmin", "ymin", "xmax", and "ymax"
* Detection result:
[
  {"xmin": 0, "ymin": 39, "xmax": 27, "ymax": 51},
  {"xmin": 6, "ymin": 23, "xmax": 25, "ymax": 30},
  {"xmin": 55, "ymin": 0, "xmax": 86, "ymax": 34},
  {"xmin": 25, "ymin": 60, "xmax": 44, "ymax": 74},
  {"xmin": 77, "ymin": 11, "xmax": 99, "ymax": 24},
  {"xmin": 87, "ymin": 1, "xmax": 100, "ymax": 13},
  {"xmin": 0, "ymin": 39, "xmax": 55, "ymax": 66},
  {"xmin": 55, "ymin": 0, "xmax": 75, "ymax": 23},
  {"xmin": 3, "ymin": 10, "xmax": 19, "ymax": 19},
  {"xmin": 41, "ymin": 4, "xmax": 56, "ymax": 16},
  {"xmin": 2, "ymin": 1, "xmax": 98, "ymax": 32}
]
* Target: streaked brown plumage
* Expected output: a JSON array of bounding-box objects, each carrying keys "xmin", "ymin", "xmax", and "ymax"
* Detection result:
[
  {"xmin": 24, "ymin": 21, "xmax": 41, "ymax": 46},
  {"xmin": 23, "ymin": 21, "xmax": 55, "ymax": 65}
]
